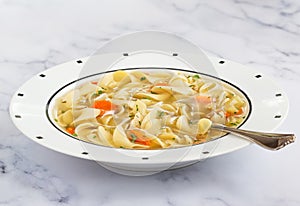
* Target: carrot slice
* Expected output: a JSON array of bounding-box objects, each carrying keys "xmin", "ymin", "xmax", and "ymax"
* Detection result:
[
  {"xmin": 225, "ymin": 112, "xmax": 231, "ymax": 118},
  {"xmin": 66, "ymin": 127, "xmax": 75, "ymax": 135},
  {"xmin": 97, "ymin": 110, "xmax": 106, "ymax": 118},
  {"xmin": 127, "ymin": 130, "xmax": 151, "ymax": 146},
  {"xmin": 92, "ymin": 100, "xmax": 116, "ymax": 111},
  {"xmin": 225, "ymin": 108, "xmax": 243, "ymax": 118},
  {"xmin": 196, "ymin": 96, "xmax": 212, "ymax": 104},
  {"xmin": 91, "ymin": 81, "xmax": 98, "ymax": 85},
  {"xmin": 235, "ymin": 108, "xmax": 243, "ymax": 115}
]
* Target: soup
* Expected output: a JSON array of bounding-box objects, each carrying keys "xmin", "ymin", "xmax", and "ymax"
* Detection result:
[{"xmin": 53, "ymin": 69, "xmax": 249, "ymax": 149}]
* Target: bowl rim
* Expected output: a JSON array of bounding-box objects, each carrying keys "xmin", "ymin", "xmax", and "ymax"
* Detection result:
[{"xmin": 9, "ymin": 55, "xmax": 289, "ymax": 164}]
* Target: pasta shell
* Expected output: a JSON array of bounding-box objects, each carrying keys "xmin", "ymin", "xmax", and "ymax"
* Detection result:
[
  {"xmin": 116, "ymin": 76, "xmax": 131, "ymax": 87},
  {"xmin": 147, "ymin": 72, "xmax": 172, "ymax": 83},
  {"xmin": 140, "ymin": 108, "xmax": 163, "ymax": 135},
  {"xmin": 198, "ymin": 118, "xmax": 212, "ymax": 135},
  {"xmin": 151, "ymin": 86, "xmax": 173, "ymax": 94},
  {"xmin": 75, "ymin": 123, "xmax": 97, "ymax": 139},
  {"xmin": 87, "ymin": 133, "xmax": 102, "ymax": 144},
  {"xmin": 169, "ymin": 77, "xmax": 195, "ymax": 95},
  {"xmin": 73, "ymin": 108, "xmax": 100, "ymax": 125},
  {"xmin": 113, "ymin": 70, "xmax": 128, "ymax": 82},
  {"xmin": 161, "ymin": 104, "xmax": 177, "ymax": 113},
  {"xmin": 98, "ymin": 73, "xmax": 113, "ymax": 87},
  {"xmin": 77, "ymin": 83, "xmax": 99, "ymax": 96},
  {"xmin": 140, "ymin": 99, "xmax": 156, "ymax": 106},
  {"xmin": 158, "ymin": 128, "xmax": 177, "ymax": 140},
  {"xmin": 133, "ymin": 100, "xmax": 147, "ymax": 116},
  {"xmin": 133, "ymin": 92, "xmax": 171, "ymax": 101},
  {"xmin": 99, "ymin": 114, "xmax": 113, "ymax": 125},
  {"xmin": 61, "ymin": 110, "xmax": 74, "ymax": 125},
  {"xmin": 112, "ymin": 125, "xmax": 149, "ymax": 149},
  {"xmin": 55, "ymin": 91, "xmax": 75, "ymax": 111},
  {"xmin": 130, "ymin": 112, "xmax": 143, "ymax": 128},
  {"xmin": 210, "ymin": 112, "xmax": 226, "ymax": 124},
  {"xmin": 176, "ymin": 115, "xmax": 193, "ymax": 133},
  {"xmin": 129, "ymin": 71, "xmax": 146, "ymax": 82},
  {"xmin": 97, "ymin": 126, "xmax": 114, "ymax": 146},
  {"xmin": 57, "ymin": 114, "xmax": 67, "ymax": 127},
  {"xmin": 179, "ymin": 104, "xmax": 193, "ymax": 120}
]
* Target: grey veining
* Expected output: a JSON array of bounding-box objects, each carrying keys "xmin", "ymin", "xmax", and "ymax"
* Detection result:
[{"xmin": 1, "ymin": 0, "xmax": 300, "ymax": 205}]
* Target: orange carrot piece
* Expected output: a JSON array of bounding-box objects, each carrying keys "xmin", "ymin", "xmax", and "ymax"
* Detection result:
[
  {"xmin": 225, "ymin": 108, "xmax": 243, "ymax": 118},
  {"xmin": 92, "ymin": 100, "xmax": 116, "ymax": 111},
  {"xmin": 96, "ymin": 110, "xmax": 106, "ymax": 118},
  {"xmin": 196, "ymin": 96, "xmax": 212, "ymax": 104},
  {"xmin": 235, "ymin": 108, "xmax": 243, "ymax": 115},
  {"xmin": 127, "ymin": 130, "xmax": 151, "ymax": 146},
  {"xmin": 225, "ymin": 112, "xmax": 231, "ymax": 118},
  {"xmin": 66, "ymin": 127, "xmax": 75, "ymax": 135}
]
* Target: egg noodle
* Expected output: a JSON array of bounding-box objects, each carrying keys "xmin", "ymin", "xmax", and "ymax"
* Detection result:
[{"xmin": 53, "ymin": 69, "xmax": 248, "ymax": 149}]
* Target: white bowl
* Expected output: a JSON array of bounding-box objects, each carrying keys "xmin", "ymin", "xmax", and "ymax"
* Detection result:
[{"xmin": 9, "ymin": 53, "xmax": 289, "ymax": 176}]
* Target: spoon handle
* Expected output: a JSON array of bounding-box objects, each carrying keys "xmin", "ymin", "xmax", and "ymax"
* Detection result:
[{"xmin": 211, "ymin": 124, "xmax": 296, "ymax": 150}]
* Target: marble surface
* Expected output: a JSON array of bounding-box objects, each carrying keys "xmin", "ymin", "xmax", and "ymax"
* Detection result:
[{"xmin": 1, "ymin": 0, "xmax": 300, "ymax": 205}]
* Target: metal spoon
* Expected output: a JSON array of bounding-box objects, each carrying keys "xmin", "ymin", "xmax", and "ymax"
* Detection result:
[{"xmin": 211, "ymin": 123, "xmax": 296, "ymax": 150}]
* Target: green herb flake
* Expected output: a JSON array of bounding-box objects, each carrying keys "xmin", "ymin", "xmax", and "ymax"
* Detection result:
[
  {"xmin": 172, "ymin": 137, "xmax": 176, "ymax": 140},
  {"xmin": 136, "ymin": 105, "xmax": 139, "ymax": 111},
  {"xmin": 230, "ymin": 122, "xmax": 238, "ymax": 126},
  {"xmin": 97, "ymin": 90, "xmax": 103, "ymax": 95},
  {"xmin": 62, "ymin": 100, "xmax": 67, "ymax": 103},
  {"xmin": 140, "ymin": 76, "xmax": 146, "ymax": 81},
  {"xmin": 93, "ymin": 135, "xmax": 97, "ymax": 139},
  {"xmin": 138, "ymin": 121, "xmax": 141, "ymax": 126},
  {"xmin": 54, "ymin": 118, "xmax": 58, "ymax": 122},
  {"xmin": 73, "ymin": 133, "xmax": 78, "ymax": 137},
  {"xmin": 129, "ymin": 114, "xmax": 134, "ymax": 118},
  {"xmin": 120, "ymin": 146, "xmax": 124, "ymax": 148},
  {"xmin": 157, "ymin": 111, "xmax": 165, "ymax": 118},
  {"xmin": 130, "ymin": 133, "xmax": 137, "ymax": 143},
  {"xmin": 193, "ymin": 74, "xmax": 200, "ymax": 79}
]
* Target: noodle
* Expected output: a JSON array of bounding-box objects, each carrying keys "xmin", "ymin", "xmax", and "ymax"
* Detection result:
[{"xmin": 53, "ymin": 70, "xmax": 249, "ymax": 149}]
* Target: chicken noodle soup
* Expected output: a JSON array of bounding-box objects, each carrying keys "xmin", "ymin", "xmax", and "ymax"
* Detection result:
[{"xmin": 53, "ymin": 69, "xmax": 249, "ymax": 149}]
